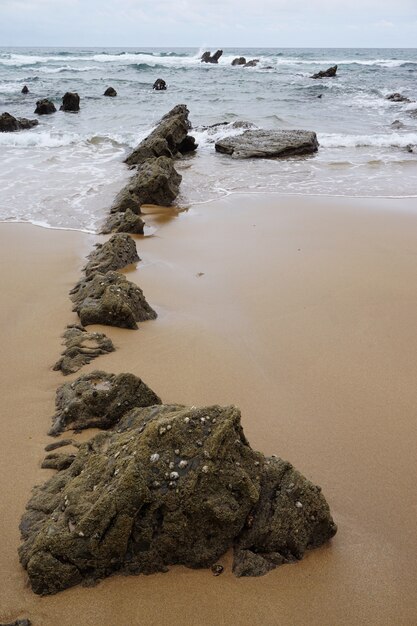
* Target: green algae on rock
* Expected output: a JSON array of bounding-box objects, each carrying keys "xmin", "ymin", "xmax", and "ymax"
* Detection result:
[
  {"xmin": 70, "ymin": 271, "xmax": 156, "ymax": 329},
  {"xmin": 20, "ymin": 404, "xmax": 336, "ymax": 595},
  {"xmin": 53, "ymin": 324, "xmax": 115, "ymax": 375},
  {"xmin": 101, "ymin": 208, "xmax": 145, "ymax": 235},
  {"xmin": 49, "ymin": 370, "xmax": 161, "ymax": 435},
  {"xmin": 83, "ymin": 234, "xmax": 140, "ymax": 277}
]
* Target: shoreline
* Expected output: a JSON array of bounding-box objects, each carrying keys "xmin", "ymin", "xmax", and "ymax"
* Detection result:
[{"xmin": 1, "ymin": 194, "xmax": 417, "ymax": 624}]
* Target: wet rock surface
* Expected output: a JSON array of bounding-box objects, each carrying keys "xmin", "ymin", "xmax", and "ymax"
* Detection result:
[
  {"xmin": 21, "ymin": 85, "xmax": 29, "ymax": 94},
  {"xmin": 34, "ymin": 99, "xmax": 56, "ymax": 115},
  {"xmin": 104, "ymin": 87, "xmax": 117, "ymax": 97},
  {"xmin": 70, "ymin": 271, "xmax": 157, "ymax": 329},
  {"xmin": 101, "ymin": 208, "xmax": 145, "ymax": 235},
  {"xmin": 233, "ymin": 456, "xmax": 337, "ymax": 576},
  {"xmin": 83, "ymin": 234, "xmax": 140, "ymax": 277},
  {"xmin": 53, "ymin": 324, "xmax": 115, "ymax": 375},
  {"xmin": 60, "ymin": 92, "xmax": 80, "ymax": 112},
  {"xmin": 153, "ymin": 78, "xmax": 167, "ymax": 90},
  {"xmin": 201, "ymin": 50, "xmax": 223, "ymax": 64},
  {"xmin": 386, "ymin": 92, "xmax": 412, "ymax": 103},
  {"xmin": 311, "ymin": 65, "xmax": 337, "ymax": 79},
  {"xmin": 49, "ymin": 370, "xmax": 161, "ymax": 435},
  {"xmin": 232, "ymin": 57, "xmax": 246, "ymax": 66},
  {"xmin": 0, "ymin": 112, "xmax": 38, "ymax": 132},
  {"xmin": 20, "ymin": 404, "xmax": 336, "ymax": 595},
  {"xmin": 244, "ymin": 59, "xmax": 259, "ymax": 68},
  {"xmin": 215, "ymin": 129, "xmax": 319, "ymax": 159},
  {"xmin": 41, "ymin": 452, "xmax": 77, "ymax": 471}
]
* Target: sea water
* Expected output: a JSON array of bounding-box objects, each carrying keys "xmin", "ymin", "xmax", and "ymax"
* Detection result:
[{"xmin": 1, "ymin": 47, "xmax": 416, "ymax": 232}]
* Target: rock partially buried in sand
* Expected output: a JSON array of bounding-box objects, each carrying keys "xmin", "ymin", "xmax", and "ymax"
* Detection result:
[
  {"xmin": 201, "ymin": 50, "xmax": 223, "ymax": 64},
  {"xmin": 311, "ymin": 65, "xmax": 337, "ymax": 79},
  {"xmin": 34, "ymin": 99, "xmax": 56, "ymax": 115},
  {"xmin": 1, "ymin": 620, "xmax": 32, "ymax": 626},
  {"xmin": 48, "ymin": 370, "xmax": 161, "ymax": 435},
  {"xmin": 104, "ymin": 87, "xmax": 117, "ymax": 97},
  {"xmin": 53, "ymin": 324, "xmax": 115, "ymax": 375},
  {"xmin": 0, "ymin": 112, "xmax": 38, "ymax": 132},
  {"xmin": 153, "ymin": 78, "xmax": 167, "ymax": 91},
  {"xmin": 83, "ymin": 233, "xmax": 140, "ymax": 277},
  {"xmin": 60, "ymin": 92, "xmax": 80, "ymax": 112},
  {"xmin": 101, "ymin": 208, "xmax": 145, "ymax": 235},
  {"xmin": 70, "ymin": 270, "xmax": 157, "ymax": 329},
  {"xmin": 19, "ymin": 403, "xmax": 336, "ymax": 595},
  {"xmin": 215, "ymin": 129, "xmax": 319, "ymax": 159}
]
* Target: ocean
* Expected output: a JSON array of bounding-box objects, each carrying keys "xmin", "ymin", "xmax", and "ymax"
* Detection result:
[{"xmin": 1, "ymin": 46, "xmax": 417, "ymax": 232}]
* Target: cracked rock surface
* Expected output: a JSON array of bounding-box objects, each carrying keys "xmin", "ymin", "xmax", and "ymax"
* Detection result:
[{"xmin": 53, "ymin": 325, "xmax": 115, "ymax": 375}]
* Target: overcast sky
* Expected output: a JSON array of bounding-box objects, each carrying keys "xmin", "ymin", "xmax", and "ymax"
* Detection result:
[{"xmin": 0, "ymin": 0, "xmax": 416, "ymax": 48}]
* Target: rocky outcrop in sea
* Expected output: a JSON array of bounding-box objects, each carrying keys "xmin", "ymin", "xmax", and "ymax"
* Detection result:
[
  {"xmin": 0, "ymin": 112, "xmax": 38, "ymax": 132},
  {"xmin": 215, "ymin": 129, "xmax": 319, "ymax": 158}
]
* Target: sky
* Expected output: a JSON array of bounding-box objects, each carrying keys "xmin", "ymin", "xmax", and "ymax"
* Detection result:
[{"xmin": 0, "ymin": 0, "xmax": 416, "ymax": 48}]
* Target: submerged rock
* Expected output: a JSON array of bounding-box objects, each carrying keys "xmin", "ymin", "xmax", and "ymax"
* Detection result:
[
  {"xmin": 233, "ymin": 456, "xmax": 337, "ymax": 576},
  {"xmin": 201, "ymin": 50, "xmax": 223, "ymax": 64},
  {"xmin": 153, "ymin": 78, "xmax": 167, "ymax": 91},
  {"xmin": 104, "ymin": 87, "xmax": 117, "ymax": 97},
  {"xmin": 60, "ymin": 92, "xmax": 80, "ymax": 112},
  {"xmin": 244, "ymin": 59, "xmax": 259, "ymax": 68},
  {"xmin": 0, "ymin": 112, "xmax": 38, "ymax": 132},
  {"xmin": 386, "ymin": 92, "xmax": 412, "ymax": 103},
  {"xmin": 112, "ymin": 156, "xmax": 182, "ymax": 213},
  {"xmin": 70, "ymin": 270, "xmax": 157, "ymax": 329},
  {"xmin": 34, "ymin": 99, "xmax": 56, "ymax": 115},
  {"xmin": 311, "ymin": 65, "xmax": 337, "ymax": 79},
  {"xmin": 48, "ymin": 370, "xmax": 161, "ymax": 435},
  {"xmin": 231, "ymin": 57, "xmax": 246, "ymax": 66},
  {"xmin": 101, "ymin": 208, "xmax": 146, "ymax": 235},
  {"xmin": 83, "ymin": 234, "xmax": 140, "ymax": 277},
  {"xmin": 19, "ymin": 404, "xmax": 336, "ymax": 595},
  {"xmin": 53, "ymin": 324, "xmax": 115, "ymax": 375},
  {"xmin": 391, "ymin": 119, "xmax": 405, "ymax": 129},
  {"xmin": 215, "ymin": 129, "xmax": 319, "ymax": 159},
  {"xmin": 21, "ymin": 85, "xmax": 29, "ymax": 94}
]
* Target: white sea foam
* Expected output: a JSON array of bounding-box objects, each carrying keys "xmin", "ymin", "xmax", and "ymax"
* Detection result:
[
  {"xmin": 319, "ymin": 132, "xmax": 417, "ymax": 149},
  {"xmin": 0, "ymin": 131, "xmax": 81, "ymax": 148}
]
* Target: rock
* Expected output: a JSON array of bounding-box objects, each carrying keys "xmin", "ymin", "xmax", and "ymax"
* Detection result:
[
  {"xmin": 0, "ymin": 112, "xmax": 38, "ymax": 132},
  {"xmin": 21, "ymin": 85, "xmax": 29, "ymax": 94},
  {"xmin": 44, "ymin": 439, "xmax": 74, "ymax": 452},
  {"xmin": 34, "ymin": 99, "xmax": 56, "ymax": 115},
  {"xmin": 101, "ymin": 208, "xmax": 146, "ymax": 235},
  {"xmin": 125, "ymin": 104, "xmax": 194, "ymax": 167},
  {"xmin": 41, "ymin": 452, "xmax": 77, "ymax": 471},
  {"xmin": 311, "ymin": 65, "xmax": 337, "ymax": 79},
  {"xmin": 386, "ymin": 93, "xmax": 412, "ymax": 103},
  {"xmin": 391, "ymin": 119, "xmax": 405, "ymax": 129},
  {"xmin": 153, "ymin": 78, "xmax": 167, "ymax": 91},
  {"xmin": 70, "ymin": 271, "xmax": 157, "ymax": 330},
  {"xmin": 233, "ymin": 456, "xmax": 337, "ymax": 576},
  {"xmin": 231, "ymin": 57, "xmax": 246, "ymax": 66},
  {"xmin": 215, "ymin": 129, "xmax": 319, "ymax": 159},
  {"xmin": 82, "ymin": 234, "xmax": 140, "ymax": 277},
  {"xmin": 177, "ymin": 134, "xmax": 198, "ymax": 154},
  {"xmin": 244, "ymin": 59, "xmax": 259, "ymax": 68},
  {"xmin": 405, "ymin": 144, "xmax": 414, "ymax": 153},
  {"xmin": 19, "ymin": 404, "xmax": 336, "ymax": 595},
  {"xmin": 53, "ymin": 324, "xmax": 115, "ymax": 376},
  {"xmin": 60, "ymin": 92, "xmax": 80, "ymax": 112},
  {"xmin": 48, "ymin": 370, "xmax": 161, "ymax": 435},
  {"xmin": 112, "ymin": 156, "xmax": 182, "ymax": 214},
  {"xmin": 201, "ymin": 50, "xmax": 223, "ymax": 64},
  {"xmin": 104, "ymin": 87, "xmax": 117, "ymax": 97},
  {"xmin": 0, "ymin": 621, "xmax": 32, "ymax": 626}
]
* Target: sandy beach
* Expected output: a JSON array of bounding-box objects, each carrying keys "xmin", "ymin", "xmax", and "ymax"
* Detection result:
[{"xmin": 1, "ymin": 193, "xmax": 417, "ymax": 625}]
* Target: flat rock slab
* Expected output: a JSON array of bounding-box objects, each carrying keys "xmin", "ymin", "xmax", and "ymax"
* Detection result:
[
  {"xmin": 49, "ymin": 370, "xmax": 161, "ymax": 435},
  {"xmin": 19, "ymin": 403, "xmax": 336, "ymax": 595},
  {"xmin": 53, "ymin": 324, "xmax": 115, "ymax": 375},
  {"xmin": 215, "ymin": 129, "xmax": 319, "ymax": 159}
]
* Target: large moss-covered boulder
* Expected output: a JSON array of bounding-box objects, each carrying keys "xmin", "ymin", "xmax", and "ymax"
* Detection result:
[
  {"xmin": 53, "ymin": 324, "xmax": 115, "ymax": 375},
  {"xmin": 83, "ymin": 234, "xmax": 140, "ymax": 277},
  {"xmin": 19, "ymin": 404, "xmax": 336, "ymax": 595},
  {"xmin": 70, "ymin": 271, "xmax": 157, "ymax": 329},
  {"xmin": 101, "ymin": 208, "xmax": 145, "ymax": 235},
  {"xmin": 49, "ymin": 370, "xmax": 161, "ymax": 435},
  {"xmin": 111, "ymin": 156, "xmax": 182, "ymax": 214}
]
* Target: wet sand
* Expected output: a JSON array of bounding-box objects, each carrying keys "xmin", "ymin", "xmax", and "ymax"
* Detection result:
[{"xmin": 1, "ymin": 194, "xmax": 417, "ymax": 625}]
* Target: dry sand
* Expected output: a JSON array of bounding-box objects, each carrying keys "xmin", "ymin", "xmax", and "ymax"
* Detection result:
[{"xmin": 1, "ymin": 194, "xmax": 417, "ymax": 625}]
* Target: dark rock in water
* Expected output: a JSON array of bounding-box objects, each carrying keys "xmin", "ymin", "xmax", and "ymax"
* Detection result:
[
  {"xmin": 60, "ymin": 92, "xmax": 80, "ymax": 112},
  {"xmin": 21, "ymin": 85, "xmax": 29, "ymax": 94},
  {"xmin": 231, "ymin": 57, "xmax": 246, "ymax": 66},
  {"xmin": 311, "ymin": 65, "xmax": 337, "ymax": 79},
  {"xmin": 41, "ymin": 452, "xmax": 77, "ymax": 471},
  {"xmin": 244, "ymin": 59, "xmax": 259, "ymax": 68},
  {"xmin": 233, "ymin": 456, "xmax": 337, "ymax": 576},
  {"xmin": 53, "ymin": 324, "xmax": 115, "ymax": 376},
  {"xmin": 215, "ymin": 129, "xmax": 319, "ymax": 159},
  {"xmin": 153, "ymin": 78, "xmax": 167, "ymax": 91},
  {"xmin": 201, "ymin": 50, "xmax": 223, "ymax": 64},
  {"xmin": 48, "ymin": 370, "xmax": 161, "ymax": 436},
  {"xmin": 0, "ymin": 112, "xmax": 38, "ymax": 132},
  {"xmin": 104, "ymin": 87, "xmax": 117, "ymax": 97},
  {"xmin": 386, "ymin": 92, "xmax": 412, "ymax": 103},
  {"xmin": 19, "ymin": 404, "xmax": 336, "ymax": 595},
  {"xmin": 101, "ymin": 208, "xmax": 146, "ymax": 235},
  {"xmin": 34, "ymin": 98, "xmax": 56, "ymax": 115},
  {"xmin": 391, "ymin": 119, "xmax": 405, "ymax": 129},
  {"xmin": 70, "ymin": 270, "xmax": 157, "ymax": 330},
  {"xmin": 177, "ymin": 134, "xmax": 198, "ymax": 154},
  {"xmin": 317, "ymin": 94, "xmax": 323, "ymax": 99},
  {"xmin": 112, "ymin": 156, "xmax": 182, "ymax": 214},
  {"xmin": 199, "ymin": 120, "xmax": 255, "ymax": 133},
  {"xmin": 83, "ymin": 234, "xmax": 140, "ymax": 277},
  {"xmin": 405, "ymin": 144, "xmax": 414, "ymax": 153},
  {"xmin": 1, "ymin": 620, "xmax": 32, "ymax": 626},
  {"xmin": 125, "ymin": 104, "xmax": 192, "ymax": 167}
]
